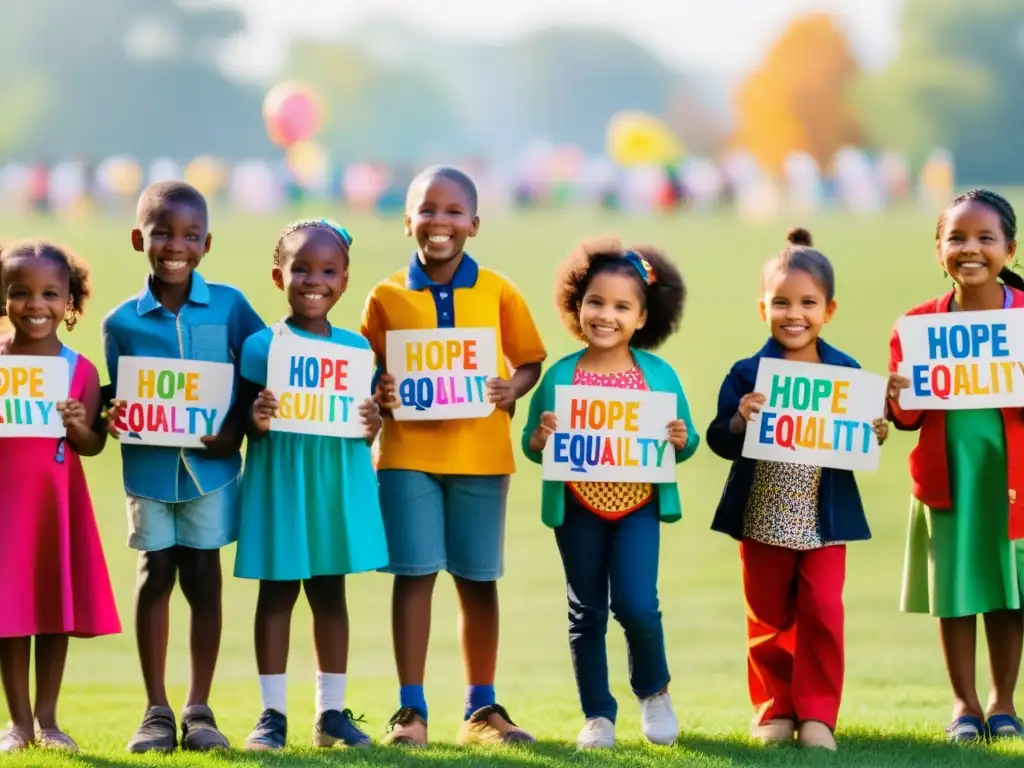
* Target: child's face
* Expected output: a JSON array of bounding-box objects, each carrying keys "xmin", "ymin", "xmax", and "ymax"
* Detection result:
[
  {"xmin": 579, "ymin": 270, "xmax": 647, "ymax": 351},
  {"xmin": 132, "ymin": 201, "xmax": 211, "ymax": 287},
  {"xmin": 2, "ymin": 258, "xmax": 70, "ymax": 343},
  {"xmin": 273, "ymin": 230, "xmax": 348, "ymax": 323},
  {"xmin": 759, "ymin": 268, "xmax": 835, "ymax": 352},
  {"xmin": 404, "ymin": 176, "xmax": 479, "ymax": 266},
  {"xmin": 937, "ymin": 201, "xmax": 1016, "ymax": 290}
]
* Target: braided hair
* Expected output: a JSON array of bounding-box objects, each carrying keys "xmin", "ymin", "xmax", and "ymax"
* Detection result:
[
  {"xmin": 273, "ymin": 219, "xmax": 353, "ymax": 267},
  {"xmin": 937, "ymin": 189, "xmax": 1024, "ymax": 291}
]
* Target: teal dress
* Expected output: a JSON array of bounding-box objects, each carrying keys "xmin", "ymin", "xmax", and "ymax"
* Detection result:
[
  {"xmin": 234, "ymin": 323, "xmax": 389, "ymax": 581},
  {"xmin": 901, "ymin": 408, "xmax": 1024, "ymax": 618}
]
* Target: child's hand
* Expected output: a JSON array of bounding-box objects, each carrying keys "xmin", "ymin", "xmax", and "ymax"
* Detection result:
[
  {"xmin": 528, "ymin": 412, "xmax": 558, "ymax": 452},
  {"xmin": 486, "ymin": 377, "xmax": 516, "ymax": 411},
  {"xmin": 375, "ymin": 373, "xmax": 399, "ymax": 413},
  {"xmin": 252, "ymin": 389, "xmax": 278, "ymax": 434},
  {"xmin": 886, "ymin": 373, "xmax": 910, "ymax": 403},
  {"xmin": 667, "ymin": 419, "xmax": 689, "ymax": 450},
  {"xmin": 738, "ymin": 392, "xmax": 766, "ymax": 421},
  {"xmin": 58, "ymin": 399, "xmax": 91, "ymax": 442},
  {"xmin": 872, "ymin": 417, "xmax": 889, "ymax": 445},
  {"xmin": 105, "ymin": 399, "xmax": 126, "ymax": 438},
  {"xmin": 360, "ymin": 397, "xmax": 382, "ymax": 441},
  {"xmin": 201, "ymin": 420, "xmax": 242, "ymax": 456}
]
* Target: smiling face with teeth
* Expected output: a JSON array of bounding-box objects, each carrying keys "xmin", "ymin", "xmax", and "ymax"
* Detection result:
[
  {"xmin": 405, "ymin": 174, "xmax": 479, "ymax": 282},
  {"xmin": 2, "ymin": 256, "xmax": 71, "ymax": 350},
  {"xmin": 133, "ymin": 200, "xmax": 211, "ymax": 302},
  {"xmin": 759, "ymin": 269, "xmax": 836, "ymax": 361},
  {"xmin": 273, "ymin": 228, "xmax": 349, "ymax": 336},
  {"xmin": 578, "ymin": 270, "xmax": 648, "ymax": 353},
  {"xmin": 937, "ymin": 200, "xmax": 1016, "ymax": 293}
]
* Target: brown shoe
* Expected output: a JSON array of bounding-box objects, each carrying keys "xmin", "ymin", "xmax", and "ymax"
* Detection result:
[
  {"xmin": 382, "ymin": 707, "xmax": 427, "ymax": 746},
  {"xmin": 456, "ymin": 704, "xmax": 535, "ymax": 746},
  {"xmin": 751, "ymin": 717, "xmax": 795, "ymax": 743},
  {"xmin": 797, "ymin": 720, "xmax": 837, "ymax": 751}
]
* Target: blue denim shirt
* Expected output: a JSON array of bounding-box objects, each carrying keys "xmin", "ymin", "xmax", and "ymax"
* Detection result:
[{"xmin": 101, "ymin": 272, "xmax": 265, "ymax": 503}]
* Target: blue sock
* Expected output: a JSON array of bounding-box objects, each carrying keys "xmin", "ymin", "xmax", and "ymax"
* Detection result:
[
  {"xmin": 465, "ymin": 684, "xmax": 496, "ymax": 720},
  {"xmin": 400, "ymin": 685, "xmax": 427, "ymax": 721}
]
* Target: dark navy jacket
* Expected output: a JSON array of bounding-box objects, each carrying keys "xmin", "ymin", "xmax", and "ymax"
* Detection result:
[{"xmin": 705, "ymin": 338, "xmax": 872, "ymax": 543}]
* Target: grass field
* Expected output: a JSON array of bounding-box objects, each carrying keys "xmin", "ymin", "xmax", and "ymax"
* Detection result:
[{"xmin": 2, "ymin": 202, "xmax": 1023, "ymax": 766}]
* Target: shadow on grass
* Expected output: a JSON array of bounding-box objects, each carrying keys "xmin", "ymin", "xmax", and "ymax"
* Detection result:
[{"xmin": 59, "ymin": 734, "xmax": 1024, "ymax": 768}]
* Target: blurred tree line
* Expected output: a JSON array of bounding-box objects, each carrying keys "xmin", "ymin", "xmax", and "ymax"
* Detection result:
[{"xmin": 3, "ymin": 0, "xmax": 1023, "ymax": 184}]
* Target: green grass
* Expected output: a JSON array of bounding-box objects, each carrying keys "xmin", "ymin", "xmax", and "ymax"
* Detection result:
[{"xmin": 1, "ymin": 203, "xmax": 1023, "ymax": 766}]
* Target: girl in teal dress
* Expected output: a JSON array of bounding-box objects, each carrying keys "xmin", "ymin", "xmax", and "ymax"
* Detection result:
[
  {"xmin": 889, "ymin": 190, "xmax": 1024, "ymax": 743},
  {"xmin": 234, "ymin": 220, "xmax": 388, "ymax": 752}
]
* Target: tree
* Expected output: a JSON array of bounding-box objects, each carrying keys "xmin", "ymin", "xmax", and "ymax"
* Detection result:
[{"xmin": 732, "ymin": 14, "xmax": 861, "ymax": 173}]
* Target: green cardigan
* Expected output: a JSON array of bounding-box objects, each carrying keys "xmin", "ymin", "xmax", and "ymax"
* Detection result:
[{"xmin": 522, "ymin": 349, "xmax": 700, "ymax": 528}]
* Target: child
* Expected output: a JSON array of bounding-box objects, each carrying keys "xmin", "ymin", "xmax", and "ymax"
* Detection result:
[
  {"xmin": 362, "ymin": 166, "xmax": 546, "ymax": 746},
  {"xmin": 705, "ymin": 229, "xmax": 886, "ymax": 752},
  {"xmin": 234, "ymin": 220, "xmax": 388, "ymax": 751},
  {"xmin": 889, "ymin": 189, "xmax": 1024, "ymax": 742},
  {"xmin": 522, "ymin": 238, "xmax": 698, "ymax": 749},
  {"xmin": 102, "ymin": 181, "xmax": 265, "ymax": 753},
  {"xmin": 0, "ymin": 240, "xmax": 120, "ymax": 752}
]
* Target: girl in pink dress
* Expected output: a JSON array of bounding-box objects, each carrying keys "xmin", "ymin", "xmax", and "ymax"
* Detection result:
[{"xmin": 0, "ymin": 240, "xmax": 121, "ymax": 753}]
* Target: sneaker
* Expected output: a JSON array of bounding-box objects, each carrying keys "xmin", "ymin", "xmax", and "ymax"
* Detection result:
[
  {"xmin": 577, "ymin": 717, "xmax": 615, "ymax": 749},
  {"xmin": 181, "ymin": 705, "xmax": 229, "ymax": 752},
  {"xmin": 383, "ymin": 707, "xmax": 427, "ymax": 746},
  {"xmin": 946, "ymin": 715, "xmax": 985, "ymax": 743},
  {"xmin": 797, "ymin": 720, "xmax": 837, "ymax": 751},
  {"xmin": 313, "ymin": 709, "xmax": 371, "ymax": 748},
  {"xmin": 37, "ymin": 726, "xmax": 79, "ymax": 752},
  {"xmin": 456, "ymin": 704, "xmax": 535, "ymax": 745},
  {"xmin": 639, "ymin": 691, "xmax": 679, "ymax": 746},
  {"xmin": 751, "ymin": 717, "xmax": 796, "ymax": 743},
  {"xmin": 0, "ymin": 724, "xmax": 32, "ymax": 752},
  {"xmin": 127, "ymin": 706, "xmax": 177, "ymax": 754},
  {"xmin": 987, "ymin": 713, "xmax": 1024, "ymax": 740},
  {"xmin": 245, "ymin": 709, "xmax": 287, "ymax": 751}
]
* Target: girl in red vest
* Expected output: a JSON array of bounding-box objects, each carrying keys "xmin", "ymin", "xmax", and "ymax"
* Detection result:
[{"xmin": 888, "ymin": 189, "xmax": 1024, "ymax": 743}]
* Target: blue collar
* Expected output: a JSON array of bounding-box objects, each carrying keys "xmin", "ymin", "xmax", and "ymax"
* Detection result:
[
  {"xmin": 758, "ymin": 336, "xmax": 847, "ymax": 365},
  {"xmin": 136, "ymin": 272, "xmax": 211, "ymax": 315},
  {"xmin": 406, "ymin": 253, "xmax": 479, "ymax": 291}
]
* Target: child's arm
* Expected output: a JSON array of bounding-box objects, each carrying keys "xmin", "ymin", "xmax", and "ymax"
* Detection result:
[
  {"xmin": 670, "ymin": 370, "xmax": 700, "ymax": 463},
  {"xmin": 706, "ymin": 364, "xmax": 751, "ymax": 461},
  {"xmin": 887, "ymin": 325, "xmax": 923, "ymax": 431},
  {"xmin": 60, "ymin": 362, "xmax": 106, "ymax": 457},
  {"xmin": 521, "ymin": 376, "xmax": 551, "ymax": 464}
]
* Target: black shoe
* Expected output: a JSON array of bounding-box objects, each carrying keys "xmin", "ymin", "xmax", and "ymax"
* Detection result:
[
  {"xmin": 181, "ymin": 705, "xmax": 229, "ymax": 751},
  {"xmin": 314, "ymin": 709, "xmax": 371, "ymax": 748},
  {"xmin": 245, "ymin": 709, "xmax": 288, "ymax": 751},
  {"xmin": 127, "ymin": 706, "xmax": 177, "ymax": 754}
]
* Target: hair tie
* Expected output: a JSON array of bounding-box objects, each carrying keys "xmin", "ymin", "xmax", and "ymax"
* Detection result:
[
  {"xmin": 624, "ymin": 250, "xmax": 657, "ymax": 285},
  {"xmin": 319, "ymin": 218, "xmax": 353, "ymax": 246}
]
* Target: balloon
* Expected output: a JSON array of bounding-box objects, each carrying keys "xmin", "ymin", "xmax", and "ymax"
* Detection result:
[
  {"xmin": 184, "ymin": 156, "xmax": 228, "ymax": 197},
  {"xmin": 96, "ymin": 156, "xmax": 142, "ymax": 198},
  {"xmin": 263, "ymin": 81, "xmax": 322, "ymax": 147},
  {"xmin": 606, "ymin": 112, "xmax": 683, "ymax": 167},
  {"xmin": 285, "ymin": 140, "xmax": 329, "ymax": 190}
]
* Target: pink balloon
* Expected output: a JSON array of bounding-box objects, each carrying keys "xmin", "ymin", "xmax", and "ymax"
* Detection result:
[{"xmin": 263, "ymin": 83, "xmax": 321, "ymax": 147}]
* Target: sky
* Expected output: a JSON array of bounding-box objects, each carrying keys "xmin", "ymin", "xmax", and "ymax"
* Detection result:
[{"xmin": 205, "ymin": 0, "xmax": 902, "ymax": 83}]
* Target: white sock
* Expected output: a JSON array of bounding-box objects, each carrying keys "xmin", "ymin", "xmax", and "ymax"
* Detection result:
[
  {"xmin": 259, "ymin": 674, "xmax": 288, "ymax": 715},
  {"xmin": 316, "ymin": 672, "xmax": 347, "ymax": 715}
]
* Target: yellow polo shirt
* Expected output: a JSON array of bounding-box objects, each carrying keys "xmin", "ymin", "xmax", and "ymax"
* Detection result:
[{"xmin": 361, "ymin": 254, "xmax": 546, "ymax": 475}]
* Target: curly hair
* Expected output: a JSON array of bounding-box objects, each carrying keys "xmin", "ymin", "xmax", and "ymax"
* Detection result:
[
  {"xmin": 554, "ymin": 236, "xmax": 685, "ymax": 350},
  {"xmin": 761, "ymin": 227, "xmax": 836, "ymax": 302},
  {"xmin": 0, "ymin": 239, "xmax": 91, "ymax": 328},
  {"xmin": 936, "ymin": 188, "xmax": 1024, "ymax": 291},
  {"xmin": 273, "ymin": 218, "xmax": 353, "ymax": 268}
]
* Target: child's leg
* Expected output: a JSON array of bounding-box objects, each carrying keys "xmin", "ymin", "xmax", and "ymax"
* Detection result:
[
  {"xmin": 255, "ymin": 580, "xmax": 302, "ymax": 679},
  {"xmin": 177, "ymin": 547, "xmax": 223, "ymax": 708},
  {"xmin": 33, "ymin": 634, "xmax": 69, "ymax": 730},
  {"xmin": 392, "ymin": 574, "xmax": 438, "ymax": 694},
  {"xmin": 452, "ymin": 577, "xmax": 499, "ymax": 708},
  {"xmin": 982, "ymin": 609, "xmax": 1023, "ymax": 717},
  {"xmin": 135, "ymin": 548, "xmax": 179, "ymax": 708},
  {"xmin": 791, "ymin": 545, "xmax": 845, "ymax": 731},
  {"xmin": 939, "ymin": 616, "xmax": 983, "ymax": 720},
  {"xmin": 0, "ymin": 637, "xmax": 33, "ymax": 735},
  {"xmin": 739, "ymin": 539, "xmax": 799, "ymax": 725},
  {"xmin": 554, "ymin": 503, "xmax": 614, "ymax": 722}
]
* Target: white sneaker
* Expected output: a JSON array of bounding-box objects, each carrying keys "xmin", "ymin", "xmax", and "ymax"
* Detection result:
[
  {"xmin": 639, "ymin": 691, "xmax": 679, "ymax": 745},
  {"xmin": 577, "ymin": 717, "xmax": 615, "ymax": 750}
]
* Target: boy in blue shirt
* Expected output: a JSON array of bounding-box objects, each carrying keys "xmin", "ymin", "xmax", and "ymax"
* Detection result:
[{"xmin": 103, "ymin": 181, "xmax": 265, "ymax": 754}]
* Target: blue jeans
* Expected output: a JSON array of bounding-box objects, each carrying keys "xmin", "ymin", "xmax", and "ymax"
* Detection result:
[{"xmin": 553, "ymin": 494, "xmax": 670, "ymax": 722}]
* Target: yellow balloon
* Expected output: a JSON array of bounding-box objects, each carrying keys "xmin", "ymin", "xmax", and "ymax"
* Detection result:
[
  {"xmin": 286, "ymin": 140, "xmax": 328, "ymax": 186},
  {"xmin": 185, "ymin": 156, "xmax": 227, "ymax": 197},
  {"xmin": 606, "ymin": 112, "xmax": 683, "ymax": 167}
]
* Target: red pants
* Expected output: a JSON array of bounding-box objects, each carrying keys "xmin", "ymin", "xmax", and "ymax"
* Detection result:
[{"xmin": 740, "ymin": 538, "xmax": 846, "ymax": 729}]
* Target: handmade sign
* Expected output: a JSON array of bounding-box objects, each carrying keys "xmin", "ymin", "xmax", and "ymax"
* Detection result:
[
  {"xmin": 266, "ymin": 335, "xmax": 375, "ymax": 438},
  {"xmin": 742, "ymin": 359, "xmax": 887, "ymax": 471},
  {"xmin": 385, "ymin": 328, "xmax": 498, "ymax": 421},
  {"xmin": 0, "ymin": 356, "xmax": 69, "ymax": 438},
  {"xmin": 896, "ymin": 309, "xmax": 1024, "ymax": 410},
  {"xmin": 542, "ymin": 385, "xmax": 677, "ymax": 483},
  {"xmin": 114, "ymin": 357, "xmax": 234, "ymax": 447}
]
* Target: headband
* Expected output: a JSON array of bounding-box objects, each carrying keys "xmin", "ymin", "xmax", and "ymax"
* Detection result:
[{"xmin": 624, "ymin": 250, "xmax": 657, "ymax": 285}]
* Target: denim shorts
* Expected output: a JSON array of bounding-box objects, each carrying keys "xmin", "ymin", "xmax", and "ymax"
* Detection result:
[
  {"xmin": 377, "ymin": 471, "xmax": 509, "ymax": 581},
  {"xmin": 126, "ymin": 478, "xmax": 240, "ymax": 552}
]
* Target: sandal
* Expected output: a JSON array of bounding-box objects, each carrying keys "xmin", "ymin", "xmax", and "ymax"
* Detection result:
[
  {"xmin": 37, "ymin": 726, "xmax": 79, "ymax": 752},
  {"xmin": 0, "ymin": 724, "xmax": 33, "ymax": 752}
]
